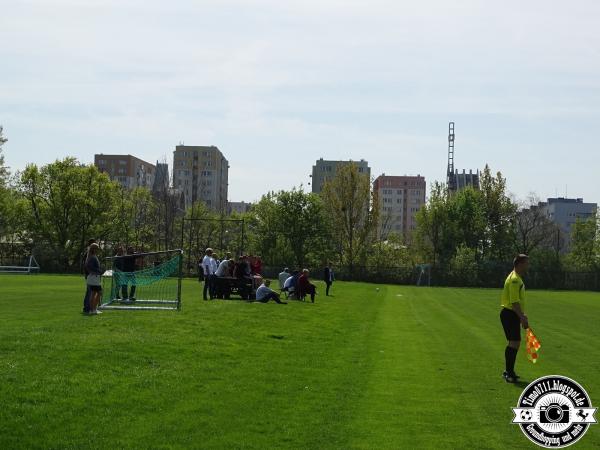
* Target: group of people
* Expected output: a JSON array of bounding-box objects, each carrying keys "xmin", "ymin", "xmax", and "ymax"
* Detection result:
[
  {"xmin": 200, "ymin": 249, "xmax": 264, "ymax": 300},
  {"xmin": 81, "ymin": 240, "xmax": 140, "ymax": 315},
  {"xmin": 277, "ymin": 262, "xmax": 335, "ymax": 302}
]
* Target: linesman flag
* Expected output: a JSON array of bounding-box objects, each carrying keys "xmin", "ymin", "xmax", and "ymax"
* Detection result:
[{"xmin": 526, "ymin": 328, "xmax": 541, "ymax": 363}]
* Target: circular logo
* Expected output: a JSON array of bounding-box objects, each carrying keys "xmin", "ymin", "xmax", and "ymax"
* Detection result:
[{"xmin": 512, "ymin": 375, "xmax": 597, "ymax": 448}]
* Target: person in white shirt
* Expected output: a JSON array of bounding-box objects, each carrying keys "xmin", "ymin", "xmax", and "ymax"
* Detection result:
[
  {"xmin": 255, "ymin": 280, "xmax": 286, "ymax": 304},
  {"xmin": 215, "ymin": 259, "xmax": 232, "ymax": 277},
  {"xmin": 278, "ymin": 268, "xmax": 290, "ymax": 290},
  {"xmin": 202, "ymin": 248, "xmax": 218, "ymax": 300}
]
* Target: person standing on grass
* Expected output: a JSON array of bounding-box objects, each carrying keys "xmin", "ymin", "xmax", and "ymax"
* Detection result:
[
  {"xmin": 122, "ymin": 246, "xmax": 138, "ymax": 302},
  {"xmin": 255, "ymin": 279, "xmax": 287, "ymax": 304},
  {"xmin": 85, "ymin": 243, "xmax": 103, "ymax": 315},
  {"xmin": 113, "ymin": 245, "xmax": 125, "ymax": 300},
  {"xmin": 80, "ymin": 238, "xmax": 96, "ymax": 314},
  {"xmin": 500, "ymin": 254, "xmax": 530, "ymax": 383},
  {"xmin": 323, "ymin": 262, "xmax": 335, "ymax": 296},
  {"xmin": 202, "ymin": 248, "xmax": 218, "ymax": 300}
]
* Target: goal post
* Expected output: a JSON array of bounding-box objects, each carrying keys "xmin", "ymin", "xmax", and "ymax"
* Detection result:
[
  {"xmin": 0, "ymin": 254, "xmax": 40, "ymax": 274},
  {"xmin": 416, "ymin": 263, "xmax": 432, "ymax": 287},
  {"xmin": 100, "ymin": 249, "xmax": 183, "ymax": 311}
]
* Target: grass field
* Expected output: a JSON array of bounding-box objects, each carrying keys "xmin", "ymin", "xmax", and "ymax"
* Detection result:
[{"xmin": 1, "ymin": 275, "xmax": 599, "ymax": 449}]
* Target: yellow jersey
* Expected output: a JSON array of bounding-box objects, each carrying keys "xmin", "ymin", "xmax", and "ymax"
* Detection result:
[{"xmin": 501, "ymin": 270, "xmax": 525, "ymax": 312}]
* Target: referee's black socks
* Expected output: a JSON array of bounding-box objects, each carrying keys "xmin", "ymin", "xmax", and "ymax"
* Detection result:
[{"xmin": 505, "ymin": 346, "xmax": 518, "ymax": 373}]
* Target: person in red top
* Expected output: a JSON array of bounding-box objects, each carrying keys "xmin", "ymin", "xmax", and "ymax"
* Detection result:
[
  {"xmin": 252, "ymin": 255, "xmax": 263, "ymax": 275},
  {"xmin": 297, "ymin": 269, "xmax": 316, "ymax": 303}
]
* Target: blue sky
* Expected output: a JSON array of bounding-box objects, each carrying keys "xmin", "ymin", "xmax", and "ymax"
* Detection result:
[{"xmin": 1, "ymin": 0, "xmax": 599, "ymax": 204}]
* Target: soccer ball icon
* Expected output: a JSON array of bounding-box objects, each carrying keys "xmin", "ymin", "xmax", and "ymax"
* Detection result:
[{"xmin": 521, "ymin": 410, "xmax": 533, "ymax": 421}]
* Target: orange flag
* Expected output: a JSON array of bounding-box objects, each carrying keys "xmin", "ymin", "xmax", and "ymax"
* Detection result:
[{"xmin": 526, "ymin": 328, "xmax": 541, "ymax": 363}]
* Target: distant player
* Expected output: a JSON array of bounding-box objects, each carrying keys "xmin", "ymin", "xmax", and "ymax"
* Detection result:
[{"xmin": 500, "ymin": 254, "xmax": 530, "ymax": 383}]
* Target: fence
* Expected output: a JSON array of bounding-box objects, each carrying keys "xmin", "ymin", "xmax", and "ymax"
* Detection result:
[{"xmin": 261, "ymin": 265, "xmax": 600, "ymax": 292}]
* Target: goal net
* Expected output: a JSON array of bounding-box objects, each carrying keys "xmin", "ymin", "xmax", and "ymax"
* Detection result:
[
  {"xmin": 100, "ymin": 249, "xmax": 183, "ymax": 311},
  {"xmin": 415, "ymin": 263, "xmax": 432, "ymax": 287}
]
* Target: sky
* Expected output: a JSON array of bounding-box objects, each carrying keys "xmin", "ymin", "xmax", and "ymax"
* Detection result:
[{"xmin": 1, "ymin": 0, "xmax": 600, "ymax": 204}]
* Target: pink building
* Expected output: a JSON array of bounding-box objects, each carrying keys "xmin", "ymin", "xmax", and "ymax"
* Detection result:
[{"xmin": 373, "ymin": 174, "xmax": 426, "ymax": 241}]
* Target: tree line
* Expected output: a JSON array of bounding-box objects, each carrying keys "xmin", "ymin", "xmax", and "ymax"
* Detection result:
[{"xmin": 0, "ymin": 126, "xmax": 598, "ymax": 279}]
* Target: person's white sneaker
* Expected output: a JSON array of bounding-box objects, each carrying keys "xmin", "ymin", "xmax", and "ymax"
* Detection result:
[{"xmin": 96, "ymin": 310, "xmax": 103, "ymax": 314}]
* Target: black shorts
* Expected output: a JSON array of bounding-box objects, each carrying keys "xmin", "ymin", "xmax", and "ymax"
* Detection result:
[
  {"xmin": 500, "ymin": 308, "xmax": 521, "ymax": 341},
  {"xmin": 89, "ymin": 285, "xmax": 103, "ymax": 292}
]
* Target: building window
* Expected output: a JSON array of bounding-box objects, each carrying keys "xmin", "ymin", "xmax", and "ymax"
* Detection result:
[{"xmin": 119, "ymin": 160, "xmax": 127, "ymax": 165}]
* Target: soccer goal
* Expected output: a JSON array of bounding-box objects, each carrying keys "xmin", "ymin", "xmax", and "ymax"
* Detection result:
[
  {"xmin": 415, "ymin": 263, "xmax": 432, "ymax": 287},
  {"xmin": 100, "ymin": 249, "xmax": 183, "ymax": 311},
  {"xmin": 0, "ymin": 254, "xmax": 40, "ymax": 274}
]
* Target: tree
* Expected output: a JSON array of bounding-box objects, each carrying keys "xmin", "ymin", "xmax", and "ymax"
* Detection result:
[
  {"xmin": 0, "ymin": 125, "xmax": 11, "ymax": 238},
  {"xmin": 321, "ymin": 163, "xmax": 378, "ymax": 272},
  {"xmin": 514, "ymin": 194, "xmax": 560, "ymax": 255},
  {"xmin": 247, "ymin": 188, "xmax": 332, "ymax": 268},
  {"xmin": 18, "ymin": 158, "xmax": 120, "ymax": 270},
  {"xmin": 110, "ymin": 187, "xmax": 158, "ymax": 249},
  {"xmin": 566, "ymin": 214, "xmax": 599, "ymax": 271},
  {"xmin": 449, "ymin": 186, "xmax": 486, "ymax": 254},
  {"xmin": 414, "ymin": 182, "xmax": 455, "ymax": 265},
  {"xmin": 247, "ymin": 192, "xmax": 290, "ymax": 266},
  {"xmin": 479, "ymin": 165, "xmax": 517, "ymax": 261},
  {"xmin": 276, "ymin": 188, "xmax": 329, "ymax": 267}
]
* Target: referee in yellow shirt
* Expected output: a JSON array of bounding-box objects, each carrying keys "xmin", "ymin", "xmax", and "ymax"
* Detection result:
[{"xmin": 500, "ymin": 254, "xmax": 530, "ymax": 383}]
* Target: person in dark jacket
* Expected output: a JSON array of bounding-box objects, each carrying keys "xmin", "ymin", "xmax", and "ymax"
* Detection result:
[
  {"xmin": 81, "ymin": 238, "xmax": 96, "ymax": 313},
  {"xmin": 112, "ymin": 245, "xmax": 125, "ymax": 300},
  {"xmin": 85, "ymin": 243, "xmax": 104, "ymax": 315},
  {"xmin": 323, "ymin": 262, "xmax": 335, "ymax": 296},
  {"xmin": 298, "ymin": 269, "xmax": 316, "ymax": 303},
  {"xmin": 121, "ymin": 246, "xmax": 138, "ymax": 302}
]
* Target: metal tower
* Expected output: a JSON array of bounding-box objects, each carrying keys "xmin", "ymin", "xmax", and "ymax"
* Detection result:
[{"xmin": 447, "ymin": 122, "xmax": 456, "ymax": 192}]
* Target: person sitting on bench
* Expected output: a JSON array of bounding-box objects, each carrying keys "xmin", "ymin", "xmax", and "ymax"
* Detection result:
[
  {"xmin": 255, "ymin": 280, "xmax": 287, "ymax": 304},
  {"xmin": 278, "ymin": 267, "xmax": 290, "ymax": 290},
  {"xmin": 216, "ymin": 258, "xmax": 233, "ymax": 277},
  {"xmin": 298, "ymin": 269, "xmax": 316, "ymax": 303},
  {"xmin": 282, "ymin": 270, "xmax": 300, "ymax": 298}
]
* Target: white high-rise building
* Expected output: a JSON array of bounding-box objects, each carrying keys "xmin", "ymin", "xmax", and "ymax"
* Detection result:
[{"xmin": 172, "ymin": 145, "xmax": 229, "ymax": 212}]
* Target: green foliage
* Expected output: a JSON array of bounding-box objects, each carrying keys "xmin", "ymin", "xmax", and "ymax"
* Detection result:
[
  {"xmin": 321, "ymin": 163, "xmax": 378, "ymax": 270},
  {"xmin": 367, "ymin": 233, "xmax": 414, "ymax": 268},
  {"xmin": 450, "ymin": 187, "xmax": 486, "ymax": 252},
  {"xmin": 247, "ymin": 187, "xmax": 332, "ymax": 268},
  {"xmin": 449, "ymin": 244, "xmax": 478, "ymax": 279},
  {"xmin": 17, "ymin": 158, "xmax": 120, "ymax": 270},
  {"xmin": 414, "ymin": 182, "xmax": 455, "ymax": 265},
  {"xmin": 111, "ymin": 187, "xmax": 158, "ymax": 249},
  {"xmin": 479, "ymin": 165, "xmax": 517, "ymax": 260},
  {"xmin": 415, "ymin": 167, "xmax": 518, "ymax": 267},
  {"xmin": 0, "ymin": 125, "xmax": 8, "ymax": 187},
  {"xmin": 566, "ymin": 214, "xmax": 599, "ymax": 271}
]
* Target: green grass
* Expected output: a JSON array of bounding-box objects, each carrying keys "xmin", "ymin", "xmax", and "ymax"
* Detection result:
[{"xmin": 0, "ymin": 275, "xmax": 599, "ymax": 449}]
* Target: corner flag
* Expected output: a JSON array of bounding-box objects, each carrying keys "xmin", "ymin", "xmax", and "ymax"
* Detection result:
[{"xmin": 526, "ymin": 328, "xmax": 541, "ymax": 363}]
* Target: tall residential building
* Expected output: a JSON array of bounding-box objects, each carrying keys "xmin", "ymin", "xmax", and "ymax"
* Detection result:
[
  {"xmin": 373, "ymin": 174, "xmax": 426, "ymax": 241},
  {"xmin": 537, "ymin": 197, "xmax": 597, "ymax": 251},
  {"xmin": 172, "ymin": 145, "xmax": 229, "ymax": 211},
  {"xmin": 94, "ymin": 154, "xmax": 155, "ymax": 189},
  {"xmin": 310, "ymin": 158, "xmax": 371, "ymax": 194}
]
